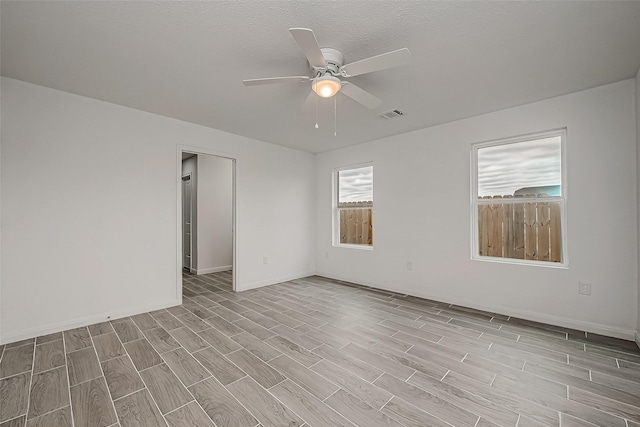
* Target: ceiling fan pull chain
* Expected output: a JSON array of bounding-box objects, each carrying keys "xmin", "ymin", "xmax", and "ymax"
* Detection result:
[
  {"xmin": 334, "ymin": 96, "xmax": 337, "ymax": 136},
  {"xmin": 314, "ymin": 75, "xmax": 319, "ymax": 129}
]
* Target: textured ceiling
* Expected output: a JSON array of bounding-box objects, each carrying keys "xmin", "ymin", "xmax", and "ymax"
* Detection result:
[{"xmin": 2, "ymin": 1, "xmax": 640, "ymax": 153}]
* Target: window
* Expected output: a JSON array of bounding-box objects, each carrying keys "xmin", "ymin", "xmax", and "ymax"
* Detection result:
[
  {"xmin": 335, "ymin": 164, "xmax": 373, "ymax": 247},
  {"xmin": 471, "ymin": 130, "xmax": 566, "ymax": 265}
]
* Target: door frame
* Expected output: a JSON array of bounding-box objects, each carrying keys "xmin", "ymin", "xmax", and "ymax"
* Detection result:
[
  {"xmin": 181, "ymin": 172, "xmax": 193, "ymax": 272},
  {"xmin": 176, "ymin": 145, "xmax": 238, "ymax": 300}
]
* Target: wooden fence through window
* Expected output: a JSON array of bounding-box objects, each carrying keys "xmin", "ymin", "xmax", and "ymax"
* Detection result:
[
  {"xmin": 478, "ymin": 196, "xmax": 562, "ymax": 262},
  {"xmin": 339, "ymin": 201, "xmax": 373, "ymax": 245}
]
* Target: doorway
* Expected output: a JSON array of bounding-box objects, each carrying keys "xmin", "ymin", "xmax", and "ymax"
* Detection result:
[
  {"xmin": 181, "ymin": 173, "xmax": 193, "ymax": 271},
  {"xmin": 178, "ymin": 148, "xmax": 236, "ymax": 293}
]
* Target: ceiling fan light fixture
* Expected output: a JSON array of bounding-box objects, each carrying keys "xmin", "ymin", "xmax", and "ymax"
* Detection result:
[{"xmin": 312, "ymin": 75, "xmax": 342, "ymax": 98}]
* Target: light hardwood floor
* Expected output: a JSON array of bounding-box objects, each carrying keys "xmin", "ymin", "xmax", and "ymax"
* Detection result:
[{"xmin": 1, "ymin": 271, "xmax": 639, "ymax": 426}]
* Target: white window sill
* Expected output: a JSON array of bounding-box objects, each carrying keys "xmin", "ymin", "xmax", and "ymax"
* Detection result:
[
  {"xmin": 334, "ymin": 243, "xmax": 374, "ymax": 251},
  {"xmin": 471, "ymin": 255, "xmax": 568, "ymax": 269}
]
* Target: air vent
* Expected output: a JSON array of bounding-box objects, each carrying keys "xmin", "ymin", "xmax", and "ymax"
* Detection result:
[{"xmin": 378, "ymin": 109, "xmax": 404, "ymax": 119}]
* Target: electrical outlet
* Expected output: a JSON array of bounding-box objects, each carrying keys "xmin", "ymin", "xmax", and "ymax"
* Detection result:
[
  {"xmin": 406, "ymin": 261, "xmax": 413, "ymax": 271},
  {"xmin": 325, "ymin": 251, "xmax": 329, "ymax": 259},
  {"xmin": 579, "ymin": 282, "xmax": 591, "ymax": 296},
  {"xmin": 262, "ymin": 256, "xmax": 268, "ymax": 265}
]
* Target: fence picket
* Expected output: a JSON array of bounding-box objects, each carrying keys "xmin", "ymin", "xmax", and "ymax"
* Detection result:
[
  {"xmin": 550, "ymin": 202, "xmax": 562, "ymax": 262},
  {"xmin": 537, "ymin": 202, "xmax": 550, "ymax": 261},
  {"xmin": 524, "ymin": 199, "xmax": 538, "ymax": 260},
  {"xmin": 347, "ymin": 209, "xmax": 357, "ymax": 243},
  {"xmin": 340, "ymin": 209, "xmax": 347, "ymax": 243},
  {"xmin": 478, "ymin": 203, "xmax": 487, "ymax": 256},
  {"xmin": 368, "ymin": 209, "xmax": 373, "ymax": 245},
  {"xmin": 502, "ymin": 197, "xmax": 515, "ymax": 258},
  {"xmin": 499, "ymin": 201, "xmax": 511, "ymax": 259},
  {"xmin": 489, "ymin": 200, "xmax": 502, "ymax": 257},
  {"xmin": 513, "ymin": 201, "xmax": 525, "ymax": 259}
]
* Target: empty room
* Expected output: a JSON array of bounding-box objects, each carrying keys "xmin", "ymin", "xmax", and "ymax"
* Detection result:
[{"xmin": 2, "ymin": 1, "xmax": 640, "ymax": 426}]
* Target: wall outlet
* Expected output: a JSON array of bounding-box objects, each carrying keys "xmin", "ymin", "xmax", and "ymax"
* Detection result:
[
  {"xmin": 579, "ymin": 282, "xmax": 591, "ymax": 296},
  {"xmin": 262, "ymin": 256, "xmax": 268, "ymax": 265},
  {"xmin": 325, "ymin": 251, "xmax": 329, "ymax": 259},
  {"xmin": 406, "ymin": 261, "xmax": 413, "ymax": 271}
]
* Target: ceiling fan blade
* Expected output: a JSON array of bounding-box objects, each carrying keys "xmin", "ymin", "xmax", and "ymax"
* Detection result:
[
  {"xmin": 340, "ymin": 48, "xmax": 411, "ymax": 77},
  {"xmin": 243, "ymin": 76, "xmax": 310, "ymax": 86},
  {"xmin": 340, "ymin": 82, "xmax": 382, "ymax": 109},
  {"xmin": 289, "ymin": 28, "xmax": 327, "ymax": 69}
]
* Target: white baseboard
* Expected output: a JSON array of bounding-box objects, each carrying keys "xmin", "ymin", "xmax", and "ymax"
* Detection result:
[
  {"xmin": 635, "ymin": 331, "xmax": 640, "ymax": 349},
  {"xmin": 237, "ymin": 271, "xmax": 315, "ymax": 292},
  {"xmin": 0, "ymin": 298, "xmax": 180, "ymax": 345},
  {"xmin": 197, "ymin": 265, "xmax": 232, "ymax": 275},
  {"xmin": 317, "ymin": 272, "xmax": 637, "ymax": 341}
]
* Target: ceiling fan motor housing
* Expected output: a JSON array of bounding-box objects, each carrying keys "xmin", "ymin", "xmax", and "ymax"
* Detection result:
[{"xmin": 315, "ymin": 48, "xmax": 344, "ymax": 76}]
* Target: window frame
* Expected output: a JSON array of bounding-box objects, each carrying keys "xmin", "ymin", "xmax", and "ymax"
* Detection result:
[
  {"xmin": 333, "ymin": 162, "xmax": 374, "ymax": 250},
  {"xmin": 470, "ymin": 129, "xmax": 568, "ymax": 267}
]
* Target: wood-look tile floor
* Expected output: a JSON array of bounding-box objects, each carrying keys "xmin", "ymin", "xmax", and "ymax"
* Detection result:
[{"xmin": 1, "ymin": 271, "xmax": 640, "ymax": 427}]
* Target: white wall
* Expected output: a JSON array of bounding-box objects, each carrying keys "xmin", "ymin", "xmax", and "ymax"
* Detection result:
[
  {"xmin": 196, "ymin": 155, "xmax": 233, "ymax": 273},
  {"xmin": 0, "ymin": 77, "xmax": 316, "ymax": 344},
  {"xmin": 316, "ymin": 79, "xmax": 638, "ymax": 340},
  {"xmin": 181, "ymin": 156, "xmax": 197, "ymax": 271},
  {"xmin": 636, "ymin": 67, "xmax": 640, "ymax": 346}
]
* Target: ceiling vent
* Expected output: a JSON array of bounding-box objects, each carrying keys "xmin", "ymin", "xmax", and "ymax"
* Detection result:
[{"xmin": 378, "ymin": 109, "xmax": 404, "ymax": 119}]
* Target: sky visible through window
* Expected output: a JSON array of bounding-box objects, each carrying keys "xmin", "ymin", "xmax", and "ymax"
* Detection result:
[
  {"xmin": 339, "ymin": 165, "xmax": 373, "ymax": 202},
  {"xmin": 477, "ymin": 136, "xmax": 561, "ymax": 197}
]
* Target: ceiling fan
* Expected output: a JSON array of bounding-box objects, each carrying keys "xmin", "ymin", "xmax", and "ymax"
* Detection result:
[{"xmin": 243, "ymin": 28, "xmax": 411, "ymax": 110}]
